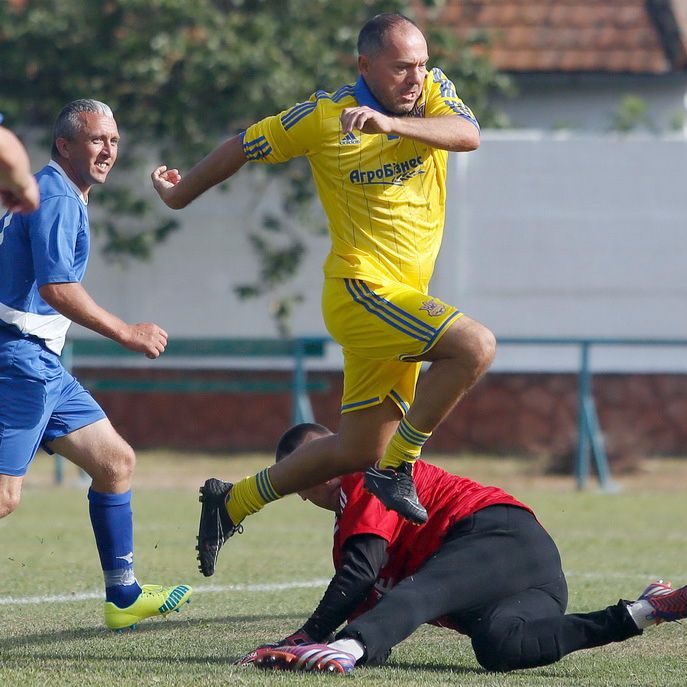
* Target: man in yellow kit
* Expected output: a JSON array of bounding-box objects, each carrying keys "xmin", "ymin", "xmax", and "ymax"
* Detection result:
[{"xmin": 151, "ymin": 13, "xmax": 495, "ymax": 576}]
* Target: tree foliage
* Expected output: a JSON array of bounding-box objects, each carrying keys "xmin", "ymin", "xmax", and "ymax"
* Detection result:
[{"xmin": 0, "ymin": 0, "xmax": 510, "ymax": 332}]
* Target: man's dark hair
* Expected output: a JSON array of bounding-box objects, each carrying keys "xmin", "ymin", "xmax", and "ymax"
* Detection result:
[
  {"xmin": 275, "ymin": 423, "xmax": 331, "ymax": 462},
  {"xmin": 357, "ymin": 13, "xmax": 419, "ymax": 56}
]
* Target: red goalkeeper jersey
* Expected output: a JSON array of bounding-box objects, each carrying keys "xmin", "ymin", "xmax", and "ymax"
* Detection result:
[{"xmin": 332, "ymin": 460, "xmax": 532, "ymax": 622}]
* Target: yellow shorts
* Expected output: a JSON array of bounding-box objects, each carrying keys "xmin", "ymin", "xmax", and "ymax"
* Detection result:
[{"xmin": 322, "ymin": 278, "xmax": 463, "ymax": 415}]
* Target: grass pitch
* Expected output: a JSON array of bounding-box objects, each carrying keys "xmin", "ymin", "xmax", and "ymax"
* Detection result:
[{"xmin": 1, "ymin": 452, "xmax": 686, "ymax": 686}]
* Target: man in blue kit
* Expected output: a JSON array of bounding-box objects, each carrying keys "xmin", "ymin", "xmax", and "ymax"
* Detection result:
[{"xmin": 0, "ymin": 99, "xmax": 191, "ymax": 630}]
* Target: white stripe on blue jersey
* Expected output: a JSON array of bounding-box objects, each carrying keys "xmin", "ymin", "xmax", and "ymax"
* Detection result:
[
  {"xmin": 0, "ymin": 162, "xmax": 90, "ymax": 355},
  {"xmin": 0, "ymin": 301, "xmax": 71, "ymax": 355}
]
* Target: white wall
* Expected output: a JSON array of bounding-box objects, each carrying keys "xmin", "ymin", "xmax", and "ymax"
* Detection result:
[
  {"xmin": 67, "ymin": 133, "xmax": 687, "ymax": 373},
  {"xmin": 434, "ymin": 132, "xmax": 687, "ymax": 372}
]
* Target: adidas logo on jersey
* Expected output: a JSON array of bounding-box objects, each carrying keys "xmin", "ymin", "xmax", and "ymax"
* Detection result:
[{"xmin": 340, "ymin": 131, "xmax": 360, "ymax": 145}]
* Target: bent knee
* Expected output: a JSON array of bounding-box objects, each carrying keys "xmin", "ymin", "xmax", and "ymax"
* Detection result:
[
  {"xmin": 473, "ymin": 639, "xmax": 520, "ymax": 673},
  {"xmin": 438, "ymin": 318, "xmax": 496, "ymax": 371},
  {"xmin": 110, "ymin": 444, "xmax": 136, "ymax": 482},
  {"xmin": 467, "ymin": 322, "xmax": 496, "ymax": 372},
  {"xmin": 473, "ymin": 645, "xmax": 515, "ymax": 673},
  {"xmin": 0, "ymin": 492, "xmax": 21, "ymax": 518},
  {"xmin": 472, "ymin": 623, "xmax": 560, "ymax": 673},
  {"xmin": 90, "ymin": 443, "xmax": 136, "ymax": 488}
]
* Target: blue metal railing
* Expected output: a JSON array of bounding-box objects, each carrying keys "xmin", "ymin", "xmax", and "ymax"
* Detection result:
[
  {"xmin": 54, "ymin": 336, "xmax": 326, "ymax": 483},
  {"xmin": 498, "ymin": 337, "xmax": 687, "ymax": 491},
  {"xmin": 55, "ymin": 335, "xmax": 687, "ymax": 490}
]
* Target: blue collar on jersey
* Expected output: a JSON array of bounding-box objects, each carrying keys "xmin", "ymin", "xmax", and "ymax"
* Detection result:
[
  {"xmin": 354, "ymin": 76, "xmax": 400, "ymax": 140},
  {"xmin": 354, "ymin": 76, "xmax": 394, "ymax": 115}
]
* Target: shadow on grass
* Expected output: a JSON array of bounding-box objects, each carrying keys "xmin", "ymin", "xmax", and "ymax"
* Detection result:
[
  {"xmin": 383, "ymin": 659, "xmax": 582, "ymax": 680},
  {"xmin": 7, "ymin": 613, "xmax": 588, "ymax": 679},
  {"xmin": 2, "ymin": 621, "xmax": 586, "ymax": 680},
  {"xmin": 1, "ymin": 611, "xmax": 304, "ymax": 649},
  {"xmin": 385, "ymin": 659, "xmax": 485, "ymax": 675}
]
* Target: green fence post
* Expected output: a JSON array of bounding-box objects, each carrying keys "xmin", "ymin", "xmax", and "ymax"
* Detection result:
[
  {"xmin": 582, "ymin": 395, "xmax": 615, "ymax": 491},
  {"xmin": 575, "ymin": 340, "xmax": 617, "ymax": 492},
  {"xmin": 292, "ymin": 338, "xmax": 314, "ymax": 425},
  {"xmin": 575, "ymin": 341, "xmax": 591, "ymax": 490}
]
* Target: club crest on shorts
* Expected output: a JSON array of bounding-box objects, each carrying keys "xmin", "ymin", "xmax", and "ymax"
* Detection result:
[{"xmin": 419, "ymin": 299, "xmax": 446, "ymax": 317}]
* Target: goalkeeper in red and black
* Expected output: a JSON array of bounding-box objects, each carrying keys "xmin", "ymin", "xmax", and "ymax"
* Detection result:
[{"xmin": 236, "ymin": 422, "xmax": 687, "ymax": 675}]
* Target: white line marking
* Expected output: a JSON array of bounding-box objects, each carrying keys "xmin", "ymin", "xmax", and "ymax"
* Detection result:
[
  {"xmin": 0, "ymin": 572, "xmax": 671, "ymax": 607},
  {"xmin": 0, "ymin": 579, "xmax": 331, "ymax": 607}
]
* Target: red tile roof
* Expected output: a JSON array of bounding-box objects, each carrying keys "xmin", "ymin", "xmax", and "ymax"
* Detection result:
[{"xmin": 416, "ymin": 0, "xmax": 687, "ymax": 74}]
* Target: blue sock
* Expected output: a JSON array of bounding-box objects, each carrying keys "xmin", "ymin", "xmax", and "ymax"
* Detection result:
[{"xmin": 88, "ymin": 488, "xmax": 142, "ymax": 607}]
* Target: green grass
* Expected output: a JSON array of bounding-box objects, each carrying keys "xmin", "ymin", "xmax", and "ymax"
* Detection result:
[{"xmin": 1, "ymin": 452, "xmax": 685, "ymax": 686}]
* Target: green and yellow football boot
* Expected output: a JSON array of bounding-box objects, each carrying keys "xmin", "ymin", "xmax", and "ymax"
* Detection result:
[{"xmin": 104, "ymin": 583, "xmax": 192, "ymax": 630}]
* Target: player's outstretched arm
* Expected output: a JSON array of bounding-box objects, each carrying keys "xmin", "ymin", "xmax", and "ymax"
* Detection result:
[
  {"xmin": 151, "ymin": 135, "xmax": 248, "ymax": 210},
  {"xmin": 298, "ymin": 534, "xmax": 387, "ymax": 640},
  {"xmin": 0, "ymin": 126, "xmax": 40, "ymax": 213},
  {"xmin": 340, "ymin": 106, "xmax": 479, "ymax": 153},
  {"xmin": 236, "ymin": 533, "xmax": 385, "ymax": 668},
  {"xmin": 39, "ymin": 282, "xmax": 167, "ymax": 359}
]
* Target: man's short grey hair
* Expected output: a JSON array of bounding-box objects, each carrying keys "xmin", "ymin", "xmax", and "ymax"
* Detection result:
[
  {"xmin": 357, "ymin": 13, "xmax": 419, "ymax": 57},
  {"xmin": 51, "ymin": 99, "xmax": 113, "ymax": 159}
]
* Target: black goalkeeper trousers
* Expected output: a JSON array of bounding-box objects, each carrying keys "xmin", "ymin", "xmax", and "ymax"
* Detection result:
[{"xmin": 338, "ymin": 505, "xmax": 641, "ymax": 671}]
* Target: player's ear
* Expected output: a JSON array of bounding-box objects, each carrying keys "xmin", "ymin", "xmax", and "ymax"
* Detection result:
[{"xmin": 55, "ymin": 138, "xmax": 70, "ymax": 158}]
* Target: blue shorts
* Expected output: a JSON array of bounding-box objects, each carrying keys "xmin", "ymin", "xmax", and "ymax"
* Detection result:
[{"xmin": 0, "ymin": 330, "xmax": 106, "ymax": 476}]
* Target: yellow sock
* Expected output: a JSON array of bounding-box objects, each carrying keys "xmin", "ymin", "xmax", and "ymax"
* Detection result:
[
  {"xmin": 379, "ymin": 417, "xmax": 432, "ymax": 469},
  {"xmin": 226, "ymin": 468, "xmax": 281, "ymax": 524}
]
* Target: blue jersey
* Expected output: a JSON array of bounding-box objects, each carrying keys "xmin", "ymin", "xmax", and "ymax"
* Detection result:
[{"xmin": 0, "ymin": 162, "xmax": 90, "ymax": 355}]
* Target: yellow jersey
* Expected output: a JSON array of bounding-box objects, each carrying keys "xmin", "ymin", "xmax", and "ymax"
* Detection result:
[{"xmin": 241, "ymin": 68, "xmax": 478, "ymax": 291}]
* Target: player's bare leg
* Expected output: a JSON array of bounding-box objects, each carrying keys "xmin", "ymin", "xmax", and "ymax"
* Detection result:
[
  {"xmin": 0, "ymin": 473, "xmax": 24, "ymax": 518},
  {"xmin": 197, "ymin": 401, "xmax": 400, "ymax": 576},
  {"xmin": 407, "ymin": 315, "xmax": 496, "ymax": 430},
  {"xmin": 365, "ymin": 315, "xmax": 495, "ymax": 522},
  {"xmin": 197, "ymin": 316, "xmax": 495, "ymax": 574},
  {"xmin": 49, "ymin": 420, "xmax": 192, "ymax": 628},
  {"xmin": 269, "ymin": 399, "xmax": 401, "ymax": 493},
  {"xmin": 50, "ymin": 419, "xmax": 135, "ymax": 494},
  {"xmin": 222, "ymin": 318, "xmax": 494, "ymax": 527}
]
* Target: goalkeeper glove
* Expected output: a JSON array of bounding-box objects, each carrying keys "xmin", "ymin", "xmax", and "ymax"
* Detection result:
[{"xmin": 275, "ymin": 628, "xmax": 316, "ymax": 646}]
